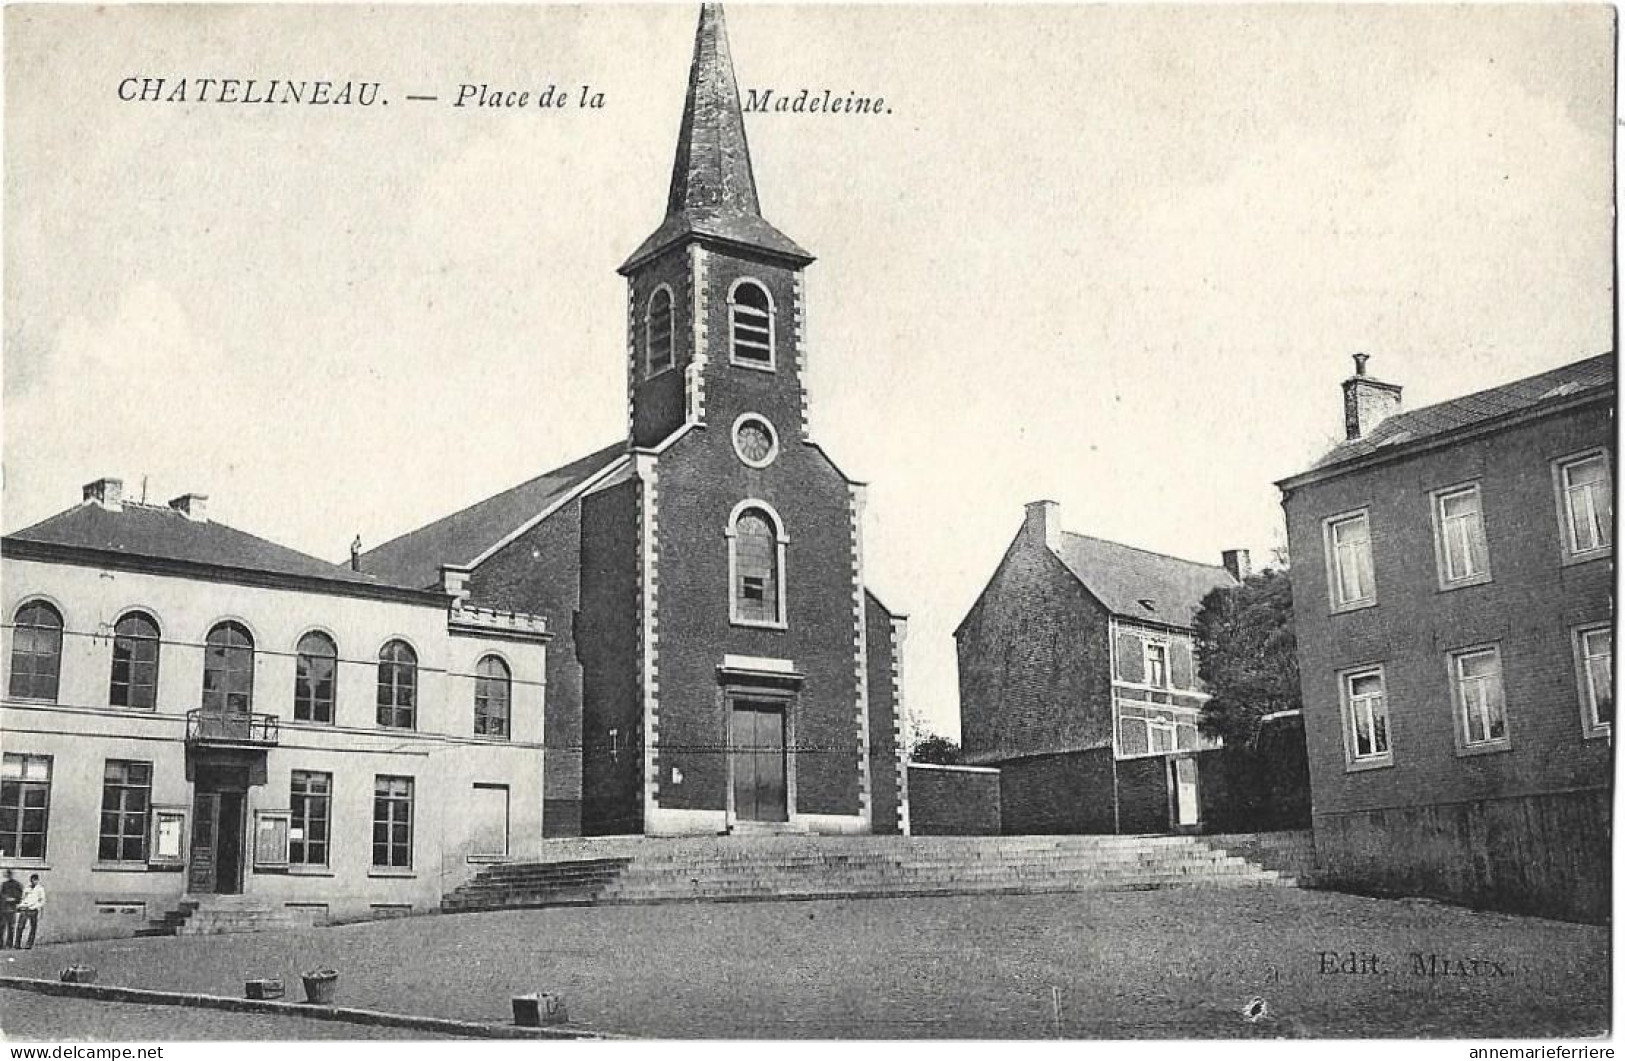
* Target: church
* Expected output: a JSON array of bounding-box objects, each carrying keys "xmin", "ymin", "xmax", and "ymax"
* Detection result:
[{"xmin": 362, "ymin": 4, "xmax": 909, "ymax": 839}]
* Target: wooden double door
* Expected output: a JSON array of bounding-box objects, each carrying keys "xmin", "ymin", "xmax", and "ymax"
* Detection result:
[
  {"xmin": 730, "ymin": 700, "xmax": 788, "ymax": 823},
  {"xmin": 189, "ymin": 766, "xmax": 248, "ymax": 894}
]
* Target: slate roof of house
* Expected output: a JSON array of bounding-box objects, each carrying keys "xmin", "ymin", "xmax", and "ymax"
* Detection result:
[
  {"xmin": 1053, "ymin": 532, "xmax": 1236, "ymax": 628},
  {"xmin": 359, "ymin": 442, "xmax": 627, "ymax": 590},
  {"xmin": 1306, "ymin": 353, "xmax": 1615, "ymax": 474},
  {"xmin": 620, "ymin": 4, "xmax": 811, "ymax": 273},
  {"xmin": 4, "ymin": 501, "xmax": 391, "ymax": 590}
]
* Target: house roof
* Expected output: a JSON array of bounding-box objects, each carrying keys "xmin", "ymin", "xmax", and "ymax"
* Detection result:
[
  {"xmin": 4, "ymin": 500, "xmax": 403, "ymax": 593},
  {"xmin": 1305, "ymin": 353, "xmax": 1615, "ymax": 475},
  {"xmin": 359, "ymin": 442, "xmax": 627, "ymax": 589},
  {"xmin": 619, "ymin": 4, "xmax": 811, "ymax": 273},
  {"xmin": 1053, "ymin": 532, "xmax": 1236, "ymax": 628}
]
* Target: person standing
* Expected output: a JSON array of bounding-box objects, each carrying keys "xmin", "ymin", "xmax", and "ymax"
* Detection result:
[
  {"xmin": 14, "ymin": 874, "xmax": 44, "ymax": 949},
  {"xmin": 0, "ymin": 871, "xmax": 20, "ymax": 948}
]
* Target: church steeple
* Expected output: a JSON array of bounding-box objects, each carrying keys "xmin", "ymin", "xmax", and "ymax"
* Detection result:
[{"xmin": 619, "ymin": 4, "xmax": 811, "ymax": 274}]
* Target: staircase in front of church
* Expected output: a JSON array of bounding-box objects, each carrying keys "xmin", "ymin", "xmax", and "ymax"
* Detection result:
[{"xmin": 440, "ymin": 833, "xmax": 1307, "ymax": 914}]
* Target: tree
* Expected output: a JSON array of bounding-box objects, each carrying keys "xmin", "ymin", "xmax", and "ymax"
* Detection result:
[
  {"xmin": 910, "ymin": 734, "xmax": 963, "ymax": 766},
  {"xmin": 1192, "ymin": 568, "xmax": 1300, "ymax": 746}
]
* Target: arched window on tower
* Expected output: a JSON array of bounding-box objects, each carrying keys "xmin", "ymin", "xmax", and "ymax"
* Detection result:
[
  {"xmin": 110, "ymin": 611, "xmax": 161, "ymax": 710},
  {"xmin": 9, "ymin": 601, "xmax": 63, "ymax": 701},
  {"xmin": 646, "ymin": 286, "xmax": 674, "ymax": 376},
  {"xmin": 729, "ymin": 280, "xmax": 774, "ymax": 368},
  {"xmin": 729, "ymin": 504, "xmax": 785, "ymax": 626}
]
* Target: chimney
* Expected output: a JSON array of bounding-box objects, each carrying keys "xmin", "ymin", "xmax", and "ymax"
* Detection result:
[
  {"xmin": 1222, "ymin": 549, "xmax": 1252, "ymax": 582},
  {"xmin": 350, "ymin": 535, "xmax": 363, "ymax": 572},
  {"xmin": 1024, "ymin": 500, "xmax": 1063, "ymax": 552},
  {"xmin": 82, "ymin": 477, "xmax": 124, "ymax": 510},
  {"xmin": 1342, "ymin": 352, "xmax": 1403, "ymax": 441},
  {"xmin": 168, "ymin": 493, "xmax": 209, "ymax": 522}
]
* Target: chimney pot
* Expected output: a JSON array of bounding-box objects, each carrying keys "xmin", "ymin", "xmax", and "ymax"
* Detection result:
[
  {"xmin": 82, "ymin": 477, "xmax": 124, "ymax": 510},
  {"xmin": 168, "ymin": 493, "xmax": 209, "ymax": 522},
  {"xmin": 1352, "ymin": 352, "xmax": 1370, "ymax": 377},
  {"xmin": 1222, "ymin": 549, "xmax": 1252, "ymax": 582}
]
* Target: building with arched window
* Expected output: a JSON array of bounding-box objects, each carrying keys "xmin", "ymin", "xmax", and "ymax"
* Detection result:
[
  {"xmin": 1, "ymin": 479, "xmax": 549, "ymax": 941},
  {"xmin": 360, "ymin": 5, "xmax": 909, "ymax": 838}
]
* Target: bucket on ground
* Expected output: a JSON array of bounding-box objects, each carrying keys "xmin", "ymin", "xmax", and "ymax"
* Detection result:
[{"xmin": 301, "ymin": 968, "xmax": 339, "ymax": 1005}]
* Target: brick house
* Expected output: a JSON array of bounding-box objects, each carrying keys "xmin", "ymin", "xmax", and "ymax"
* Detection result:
[
  {"xmin": 955, "ymin": 500, "xmax": 1242, "ymax": 834},
  {"xmin": 360, "ymin": 4, "xmax": 908, "ymax": 838},
  {"xmin": 1278, "ymin": 352, "xmax": 1613, "ymax": 921},
  {"xmin": 1, "ymin": 480, "xmax": 548, "ymax": 940}
]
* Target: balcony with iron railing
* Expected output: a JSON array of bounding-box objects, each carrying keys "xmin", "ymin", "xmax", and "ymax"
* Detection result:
[{"xmin": 185, "ymin": 709, "xmax": 280, "ymax": 747}]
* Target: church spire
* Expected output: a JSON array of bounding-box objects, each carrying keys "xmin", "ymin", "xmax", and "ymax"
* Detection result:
[{"xmin": 620, "ymin": 4, "xmax": 811, "ymax": 274}]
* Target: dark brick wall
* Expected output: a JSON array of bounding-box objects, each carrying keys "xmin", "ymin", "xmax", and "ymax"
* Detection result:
[
  {"xmin": 466, "ymin": 493, "xmax": 591, "ymax": 837},
  {"xmin": 908, "ymin": 765, "xmax": 1001, "ymax": 835},
  {"xmin": 1116, "ymin": 755, "xmax": 1169, "ymax": 834},
  {"xmin": 1284, "ymin": 398, "xmax": 1612, "ymax": 915},
  {"xmin": 956, "ymin": 520, "xmax": 1114, "ymax": 763},
  {"xmin": 865, "ymin": 590, "xmax": 903, "ymax": 834},
  {"xmin": 578, "ymin": 478, "xmax": 644, "ymax": 835},
  {"xmin": 628, "ymin": 245, "xmax": 694, "ymax": 449},
  {"xmin": 997, "ymin": 749, "xmax": 1116, "ymax": 833}
]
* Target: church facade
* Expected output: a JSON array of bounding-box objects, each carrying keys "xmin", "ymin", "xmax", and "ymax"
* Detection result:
[{"xmin": 362, "ymin": 5, "xmax": 909, "ymax": 838}]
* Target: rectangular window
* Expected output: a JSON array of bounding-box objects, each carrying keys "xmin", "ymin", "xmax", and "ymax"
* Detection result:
[
  {"xmin": 1143, "ymin": 643, "xmax": 1168, "ymax": 688},
  {"xmin": 99, "ymin": 760, "xmax": 152, "ymax": 862},
  {"xmin": 1432, "ymin": 483, "xmax": 1491, "ymax": 586},
  {"xmin": 1451, "ymin": 646, "xmax": 1508, "ymax": 750},
  {"xmin": 1575, "ymin": 625, "xmax": 1613, "ymax": 738},
  {"xmin": 1324, "ymin": 510, "xmax": 1376, "ymax": 610},
  {"xmin": 0, "ymin": 754, "xmax": 51, "ymax": 860},
  {"xmin": 1340, "ymin": 667, "xmax": 1391, "ymax": 766},
  {"xmin": 1556, "ymin": 452, "xmax": 1613, "ymax": 560},
  {"xmin": 290, "ymin": 771, "xmax": 332, "ymax": 866},
  {"xmin": 372, "ymin": 775, "xmax": 413, "ymax": 869}
]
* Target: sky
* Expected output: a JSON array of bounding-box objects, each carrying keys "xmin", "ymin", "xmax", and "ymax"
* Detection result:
[{"xmin": 3, "ymin": 3, "xmax": 1615, "ymax": 741}]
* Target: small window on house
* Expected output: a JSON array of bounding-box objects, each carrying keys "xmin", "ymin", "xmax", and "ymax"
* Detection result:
[
  {"xmin": 372, "ymin": 775, "xmax": 414, "ymax": 869},
  {"xmin": 646, "ymin": 286, "xmax": 675, "ymax": 376},
  {"xmin": 110, "ymin": 612, "xmax": 161, "ymax": 710},
  {"xmin": 376, "ymin": 641, "xmax": 418, "ymax": 730},
  {"xmin": 1451, "ymin": 646, "xmax": 1508, "ymax": 750},
  {"xmin": 290, "ymin": 770, "xmax": 332, "ymax": 867},
  {"xmin": 202, "ymin": 621, "xmax": 255, "ymax": 714},
  {"xmin": 1556, "ymin": 452, "xmax": 1613, "ymax": 560},
  {"xmin": 9, "ymin": 601, "xmax": 63, "ymax": 701},
  {"xmin": 730, "ymin": 506, "xmax": 784, "ymax": 626},
  {"xmin": 474, "ymin": 655, "xmax": 512, "ymax": 739},
  {"xmin": 1575, "ymin": 625, "xmax": 1612, "ymax": 738},
  {"xmin": 99, "ymin": 759, "xmax": 152, "ymax": 862},
  {"xmin": 1432, "ymin": 484, "xmax": 1490, "ymax": 586},
  {"xmin": 0, "ymin": 754, "xmax": 52, "ymax": 861},
  {"xmin": 1340, "ymin": 667, "xmax": 1391, "ymax": 766},
  {"xmin": 1143, "ymin": 643, "xmax": 1168, "ymax": 689},
  {"xmin": 295, "ymin": 632, "xmax": 338, "ymax": 724},
  {"xmin": 1324, "ymin": 511, "xmax": 1375, "ymax": 610},
  {"xmin": 729, "ymin": 280, "xmax": 774, "ymax": 368}
]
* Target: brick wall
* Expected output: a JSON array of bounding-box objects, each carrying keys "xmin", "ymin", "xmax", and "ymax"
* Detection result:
[
  {"xmin": 628, "ymin": 244, "xmax": 696, "ymax": 448},
  {"xmin": 1284, "ymin": 398, "xmax": 1612, "ymax": 915},
  {"xmin": 997, "ymin": 749, "xmax": 1116, "ymax": 833},
  {"xmin": 865, "ymin": 590, "xmax": 905, "ymax": 834},
  {"xmin": 956, "ymin": 523, "xmax": 1114, "ymax": 763},
  {"xmin": 908, "ymin": 764, "xmax": 1000, "ymax": 835},
  {"xmin": 1115, "ymin": 754, "xmax": 1168, "ymax": 833},
  {"xmin": 578, "ymin": 478, "xmax": 644, "ymax": 835}
]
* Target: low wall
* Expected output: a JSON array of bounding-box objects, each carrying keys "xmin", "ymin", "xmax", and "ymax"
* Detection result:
[
  {"xmin": 996, "ymin": 749, "xmax": 1115, "ymax": 834},
  {"xmin": 906, "ymin": 764, "xmax": 1001, "ymax": 836},
  {"xmin": 1313, "ymin": 787, "xmax": 1610, "ymax": 923}
]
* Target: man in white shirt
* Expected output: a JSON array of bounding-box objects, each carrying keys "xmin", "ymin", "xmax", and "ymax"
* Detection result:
[{"xmin": 15, "ymin": 875, "xmax": 44, "ymax": 949}]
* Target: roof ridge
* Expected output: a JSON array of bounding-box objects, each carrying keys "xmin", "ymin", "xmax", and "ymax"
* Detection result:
[
  {"xmin": 1058, "ymin": 529, "xmax": 1229, "ymax": 574},
  {"xmin": 1387, "ymin": 351, "xmax": 1613, "ymax": 422}
]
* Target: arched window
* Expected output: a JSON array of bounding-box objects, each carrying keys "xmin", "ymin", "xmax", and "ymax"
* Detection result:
[
  {"xmin": 730, "ymin": 505, "xmax": 784, "ymax": 625},
  {"xmin": 377, "ymin": 640, "xmax": 418, "ymax": 729},
  {"xmin": 202, "ymin": 621, "xmax": 255, "ymax": 714},
  {"xmin": 9, "ymin": 601, "xmax": 62, "ymax": 701},
  {"xmin": 646, "ymin": 286, "xmax": 674, "ymax": 376},
  {"xmin": 474, "ymin": 655, "xmax": 512, "ymax": 738},
  {"xmin": 729, "ymin": 280, "xmax": 773, "ymax": 368},
  {"xmin": 295, "ymin": 632, "xmax": 338, "ymax": 724},
  {"xmin": 110, "ymin": 611, "xmax": 160, "ymax": 709}
]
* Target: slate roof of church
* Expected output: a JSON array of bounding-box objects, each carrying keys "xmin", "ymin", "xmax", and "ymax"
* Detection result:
[
  {"xmin": 619, "ymin": 3, "xmax": 811, "ymax": 273},
  {"xmin": 1053, "ymin": 532, "xmax": 1236, "ymax": 629},
  {"xmin": 359, "ymin": 442, "xmax": 627, "ymax": 590},
  {"xmin": 4, "ymin": 500, "xmax": 396, "ymax": 591},
  {"xmin": 1302, "ymin": 353, "xmax": 1614, "ymax": 476}
]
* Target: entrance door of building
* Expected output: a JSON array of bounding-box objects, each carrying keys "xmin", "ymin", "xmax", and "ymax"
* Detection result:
[
  {"xmin": 189, "ymin": 769, "xmax": 248, "ymax": 894},
  {"xmin": 1170, "ymin": 756, "xmax": 1200, "ymax": 829},
  {"xmin": 730, "ymin": 701, "xmax": 788, "ymax": 823}
]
